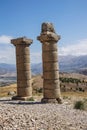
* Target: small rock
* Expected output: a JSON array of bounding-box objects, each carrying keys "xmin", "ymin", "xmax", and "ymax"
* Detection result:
[{"xmin": 8, "ymin": 91, "xmax": 16, "ymax": 96}]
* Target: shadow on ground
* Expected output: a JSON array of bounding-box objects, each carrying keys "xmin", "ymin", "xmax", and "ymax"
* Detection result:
[{"xmin": 0, "ymin": 99, "xmax": 45, "ymax": 105}]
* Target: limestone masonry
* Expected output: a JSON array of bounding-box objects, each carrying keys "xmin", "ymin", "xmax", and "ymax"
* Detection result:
[
  {"xmin": 11, "ymin": 37, "xmax": 33, "ymax": 100},
  {"xmin": 11, "ymin": 23, "xmax": 62, "ymax": 103},
  {"xmin": 37, "ymin": 22, "xmax": 62, "ymax": 103}
]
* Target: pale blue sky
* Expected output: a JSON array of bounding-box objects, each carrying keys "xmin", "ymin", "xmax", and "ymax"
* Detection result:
[{"xmin": 0, "ymin": 0, "xmax": 87, "ymax": 63}]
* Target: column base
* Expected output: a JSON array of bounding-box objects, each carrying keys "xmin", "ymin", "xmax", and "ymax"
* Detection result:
[
  {"xmin": 41, "ymin": 98, "xmax": 62, "ymax": 104},
  {"xmin": 12, "ymin": 96, "xmax": 32, "ymax": 101}
]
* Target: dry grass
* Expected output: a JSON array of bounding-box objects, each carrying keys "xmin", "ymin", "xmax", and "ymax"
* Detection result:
[
  {"xmin": 32, "ymin": 75, "xmax": 43, "ymax": 89},
  {"xmin": 0, "ymin": 74, "xmax": 87, "ymax": 100},
  {"xmin": 62, "ymin": 91, "xmax": 87, "ymax": 98},
  {"xmin": 0, "ymin": 84, "xmax": 17, "ymax": 97},
  {"xmin": 0, "ymin": 83, "xmax": 87, "ymax": 100}
]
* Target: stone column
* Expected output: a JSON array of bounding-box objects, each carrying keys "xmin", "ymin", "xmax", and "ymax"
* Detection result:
[
  {"xmin": 11, "ymin": 37, "xmax": 33, "ymax": 100},
  {"xmin": 37, "ymin": 23, "xmax": 62, "ymax": 103}
]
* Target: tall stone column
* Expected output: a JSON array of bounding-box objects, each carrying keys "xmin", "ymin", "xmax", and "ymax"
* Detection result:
[
  {"xmin": 37, "ymin": 23, "xmax": 62, "ymax": 103},
  {"xmin": 11, "ymin": 37, "xmax": 33, "ymax": 100}
]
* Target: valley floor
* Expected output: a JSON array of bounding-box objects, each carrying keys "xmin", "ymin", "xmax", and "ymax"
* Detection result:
[{"xmin": 0, "ymin": 97, "xmax": 87, "ymax": 130}]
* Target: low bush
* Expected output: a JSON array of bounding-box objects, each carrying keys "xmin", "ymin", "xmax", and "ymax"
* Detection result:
[
  {"xmin": 63, "ymin": 96, "xmax": 68, "ymax": 99},
  {"xmin": 74, "ymin": 101, "xmax": 85, "ymax": 110},
  {"xmin": 27, "ymin": 97, "xmax": 34, "ymax": 101},
  {"xmin": 35, "ymin": 88, "xmax": 43, "ymax": 93}
]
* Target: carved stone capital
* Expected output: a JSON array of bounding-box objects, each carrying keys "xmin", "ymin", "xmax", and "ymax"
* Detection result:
[
  {"xmin": 37, "ymin": 32, "xmax": 60, "ymax": 43},
  {"xmin": 11, "ymin": 37, "xmax": 33, "ymax": 46},
  {"xmin": 37, "ymin": 22, "xmax": 60, "ymax": 43}
]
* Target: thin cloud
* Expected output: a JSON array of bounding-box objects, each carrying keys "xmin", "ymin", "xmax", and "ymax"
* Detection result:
[
  {"xmin": 59, "ymin": 39, "xmax": 87, "ymax": 56},
  {"xmin": 0, "ymin": 43, "xmax": 15, "ymax": 64},
  {"xmin": 30, "ymin": 52, "xmax": 42, "ymax": 63},
  {"xmin": 0, "ymin": 36, "xmax": 87, "ymax": 64},
  {"xmin": 0, "ymin": 35, "xmax": 13, "ymax": 44}
]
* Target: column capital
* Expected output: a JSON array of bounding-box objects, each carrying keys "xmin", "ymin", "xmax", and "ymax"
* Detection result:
[
  {"xmin": 37, "ymin": 32, "xmax": 60, "ymax": 43},
  {"xmin": 37, "ymin": 22, "xmax": 61, "ymax": 43},
  {"xmin": 11, "ymin": 37, "xmax": 33, "ymax": 46}
]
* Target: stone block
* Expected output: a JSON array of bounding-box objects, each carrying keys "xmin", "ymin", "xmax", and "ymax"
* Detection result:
[
  {"xmin": 43, "ymin": 71, "xmax": 59, "ymax": 79},
  {"xmin": 17, "ymin": 70, "xmax": 31, "ymax": 80},
  {"xmin": 17, "ymin": 79, "xmax": 31, "ymax": 88},
  {"xmin": 44, "ymin": 88, "xmax": 61, "ymax": 99},
  {"xmin": 42, "ymin": 43, "xmax": 57, "ymax": 51},
  {"xmin": 42, "ymin": 51, "xmax": 58, "ymax": 62},
  {"xmin": 16, "ymin": 55, "xmax": 30, "ymax": 64},
  {"xmin": 43, "ymin": 79, "xmax": 60, "ymax": 89},
  {"xmin": 17, "ymin": 86, "xmax": 32, "ymax": 97},
  {"xmin": 41, "ymin": 98, "xmax": 59, "ymax": 103},
  {"xmin": 43, "ymin": 62, "xmax": 58, "ymax": 71},
  {"xmin": 41, "ymin": 22, "xmax": 55, "ymax": 33},
  {"xmin": 16, "ymin": 46, "xmax": 30, "ymax": 56},
  {"xmin": 17, "ymin": 63, "xmax": 30, "ymax": 71}
]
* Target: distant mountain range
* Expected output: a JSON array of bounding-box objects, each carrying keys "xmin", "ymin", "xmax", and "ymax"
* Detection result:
[
  {"xmin": 31, "ymin": 55, "xmax": 87, "ymax": 75},
  {"xmin": 1, "ymin": 55, "xmax": 87, "ymax": 76},
  {"xmin": 0, "ymin": 63, "xmax": 16, "ymax": 76},
  {"xmin": 59, "ymin": 55, "xmax": 87, "ymax": 73}
]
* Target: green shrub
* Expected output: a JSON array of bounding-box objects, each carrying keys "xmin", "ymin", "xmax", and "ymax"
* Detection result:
[
  {"xmin": 36, "ymin": 88, "xmax": 43, "ymax": 93},
  {"xmin": 76, "ymin": 88, "xmax": 78, "ymax": 91},
  {"xmin": 39, "ymin": 88, "xmax": 43, "ymax": 93},
  {"xmin": 83, "ymin": 98, "xmax": 87, "ymax": 102},
  {"xmin": 83, "ymin": 99, "xmax": 87, "ymax": 110},
  {"xmin": 63, "ymin": 96, "xmax": 68, "ymax": 99},
  {"xmin": 79, "ymin": 87, "xmax": 83, "ymax": 91},
  {"xmin": 74, "ymin": 101, "xmax": 85, "ymax": 110},
  {"xmin": 27, "ymin": 97, "xmax": 34, "ymax": 101}
]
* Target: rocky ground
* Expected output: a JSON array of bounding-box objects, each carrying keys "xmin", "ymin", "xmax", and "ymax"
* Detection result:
[{"xmin": 0, "ymin": 97, "xmax": 87, "ymax": 130}]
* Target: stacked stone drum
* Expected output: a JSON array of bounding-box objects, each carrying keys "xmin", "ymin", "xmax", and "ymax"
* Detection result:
[
  {"xmin": 37, "ymin": 23, "xmax": 62, "ymax": 103},
  {"xmin": 11, "ymin": 37, "xmax": 33, "ymax": 100}
]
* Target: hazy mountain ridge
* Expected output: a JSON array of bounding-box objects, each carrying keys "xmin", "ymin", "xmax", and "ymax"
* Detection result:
[
  {"xmin": 59, "ymin": 55, "xmax": 87, "ymax": 72},
  {"xmin": 0, "ymin": 63, "xmax": 16, "ymax": 76},
  {"xmin": 0, "ymin": 55, "xmax": 87, "ymax": 76},
  {"xmin": 31, "ymin": 63, "xmax": 42, "ymax": 75}
]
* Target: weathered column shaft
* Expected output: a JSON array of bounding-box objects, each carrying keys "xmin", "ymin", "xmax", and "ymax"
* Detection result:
[
  {"xmin": 42, "ymin": 42, "xmax": 60, "ymax": 98},
  {"xmin": 37, "ymin": 22, "xmax": 62, "ymax": 103},
  {"xmin": 11, "ymin": 37, "xmax": 33, "ymax": 100}
]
